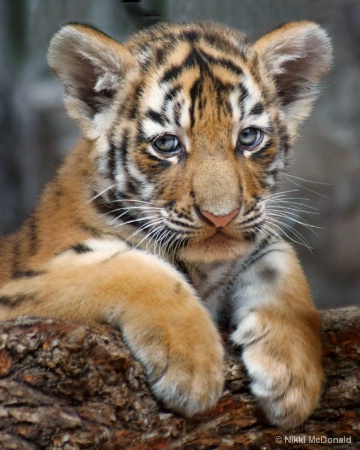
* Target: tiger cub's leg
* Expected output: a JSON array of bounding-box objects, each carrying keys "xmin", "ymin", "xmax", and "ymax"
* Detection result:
[
  {"xmin": 231, "ymin": 242, "xmax": 323, "ymax": 429},
  {"xmin": 0, "ymin": 239, "xmax": 224, "ymax": 416}
]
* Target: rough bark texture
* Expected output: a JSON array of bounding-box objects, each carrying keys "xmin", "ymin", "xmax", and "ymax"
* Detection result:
[{"xmin": 0, "ymin": 307, "xmax": 359, "ymax": 450}]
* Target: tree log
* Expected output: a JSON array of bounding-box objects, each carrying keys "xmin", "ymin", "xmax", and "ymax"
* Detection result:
[{"xmin": 0, "ymin": 307, "xmax": 359, "ymax": 450}]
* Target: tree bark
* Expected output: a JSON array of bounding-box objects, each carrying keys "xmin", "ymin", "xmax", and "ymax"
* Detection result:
[{"xmin": 0, "ymin": 307, "xmax": 359, "ymax": 450}]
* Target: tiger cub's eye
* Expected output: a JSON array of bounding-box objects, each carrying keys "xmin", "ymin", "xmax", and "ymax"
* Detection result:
[
  {"xmin": 237, "ymin": 127, "xmax": 264, "ymax": 149},
  {"xmin": 152, "ymin": 134, "xmax": 181, "ymax": 154}
]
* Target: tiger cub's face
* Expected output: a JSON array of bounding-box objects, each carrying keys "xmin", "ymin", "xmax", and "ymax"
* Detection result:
[{"xmin": 49, "ymin": 21, "xmax": 332, "ymax": 263}]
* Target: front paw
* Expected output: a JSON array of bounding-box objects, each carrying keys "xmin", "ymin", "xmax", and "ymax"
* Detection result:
[
  {"xmin": 121, "ymin": 306, "xmax": 224, "ymax": 417},
  {"xmin": 232, "ymin": 310, "xmax": 323, "ymax": 428}
]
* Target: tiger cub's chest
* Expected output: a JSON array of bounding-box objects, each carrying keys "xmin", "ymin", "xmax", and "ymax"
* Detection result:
[{"xmin": 181, "ymin": 261, "xmax": 237, "ymax": 320}]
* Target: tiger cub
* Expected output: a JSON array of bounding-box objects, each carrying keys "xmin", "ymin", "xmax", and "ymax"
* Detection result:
[{"xmin": 0, "ymin": 21, "xmax": 332, "ymax": 428}]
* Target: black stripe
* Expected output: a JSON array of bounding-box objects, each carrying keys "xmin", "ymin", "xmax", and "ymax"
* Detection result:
[
  {"xmin": 120, "ymin": 129, "xmax": 141, "ymax": 196},
  {"xmin": 12, "ymin": 270, "xmax": 44, "ymax": 279},
  {"xmin": 251, "ymin": 140, "xmax": 274, "ymax": 161},
  {"xmin": 147, "ymin": 109, "xmax": 168, "ymax": 126},
  {"xmin": 155, "ymin": 45, "xmax": 167, "ymax": 65},
  {"xmin": 161, "ymin": 47, "xmax": 242, "ymax": 92},
  {"xmin": 243, "ymin": 231, "xmax": 257, "ymax": 243},
  {"xmin": 146, "ymin": 152, "xmax": 164, "ymax": 162},
  {"xmin": 78, "ymin": 220, "xmax": 102, "ymax": 238},
  {"xmin": 265, "ymin": 168, "xmax": 279, "ymax": 179},
  {"xmin": 176, "ymin": 47, "xmax": 244, "ymax": 80},
  {"xmin": 178, "ymin": 30, "xmax": 200, "ymax": 42},
  {"xmin": 195, "ymin": 49, "xmax": 243, "ymax": 77},
  {"xmin": 148, "ymin": 159, "xmax": 172, "ymax": 171},
  {"xmin": 175, "ymin": 210, "xmax": 193, "ymax": 221},
  {"xmin": 239, "ymin": 83, "xmax": 249, "ymax": 102},
  {"xmin": 211, "ymin": 76, "xmax": 233, "ymax": 118},
  {"xmin": 240, "ymin": 211, "xmax": 263, "ymax": 227},
  {"xmin": 249, "ymin": 102, "xmax": 264, "ymax": 117},
  {"xmin": 128, "ymin": 85, "xmax": 144, "ymax": 120},
  {"xmin": 188, "ymin": 49, "xmax": 209, "ymax": 70},
  {"xmin": 203, "ymin": 31, "xmax": 245, "ymax": 56},
  {"xmin": 189, "ymin": 78, "xmax": 202, "ymax": 128},
  {"xmin": 109, "ymin": 127, "xmax": 131, "ymax": 183},
  {"xmin": 161, "ymin": 65, "xmax": 183, "ymax": 84},
  {"xmin": 243, "ymin": 199, "xmax": 259, "ymax": 215},
  {"xmin": 164, "ymin": 85, "xmax": 181, "ymax": 101},
  {"xmin": 0, "ymin": 295, "xmax": 30, "ymax": 308},
  {"xmin": 216, "ymin": 57, "xmax": 243, "ymax": 77},
  {"xmin": 70, "ymin": 243, "xmax": 93, "ymax": 254},
  {"xmin": 242, "ymin": 247, "xmax": 285, "ymax": 272},
  {"xmin": 173, "ymin": 101, "xmax": 181, "ymax": 126},
  {"xmin": 167, "ymin": 217, "xmax": 198, "ymax": 230},
  {"xmin": 237, "ymin": 238, "xmax": 283, "ymax": 274},
  {"xmin": 161, "ymin": 49, "xmax": 207, "ymax": 84},
  {"xmin": 108, "ymin": 142, "xmax": 120, "ymax": 181}
]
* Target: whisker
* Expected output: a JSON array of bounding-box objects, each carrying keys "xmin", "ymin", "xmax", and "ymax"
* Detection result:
[
  {"xmin": 144, "ymin": 224, "xmax": 166, "ymax": 253},
  {"xmin": 106, "ymin": 198, "xmax": 162, "ymax": 207},
  {"xmin": 265, "ymin": 195, "xmax": 316, "ymax": 209},
  {"xmin": 283, "ymin": 174, "xmax": 328, "ymax": 198},
  {"xmin": 78, "ymin": 184, "xmax": 116, "ymax": 210},
  {"xmin": 132, "ymin": 219, "xmax": 165, "ymax": 250},
  {"xmin": 266, "ymin": 211, "xmax": 322, "ymax": 234},
  {"xmin": 266, "ymin": 201, "xmax": 318, "ymax": 213},
  {"xmin": 130, "ymin": 217, "xmax": 163, "ymax": 238},
  {"xmin": 264, "ymin": 189, "xmax": 301, "ymax": 199},
  {"xmin": 266, "ymin": 205, "xmax": 319, "ymax": 216},
  {"xmin": 150, "ymin": 226, "xmax": 168, "ymax": 258},
  {"xmin": 285, "ymin": 173, "xmax": 333, "ymax": 186},
  {"xmin": 104, "ymin": 206, "xmax": 161, "ymax": 221},
  {"xmin": 260, "ymin": 223, "xmax": 282, "ymax": 242},
  {"xmin": 147, "ymin": 226, "xmax": 172, "ymax": 259},
  {"xmin": 266, "ymin": 217, "xmax": 313, "ymax": 251},
  {"xmin": 156, "ymin": 228, "xmax": 174, "ymax": 260},
  {"xmin": 106, "ymin": 204, "xmax": 162, "ymax": 212},
  {"xmin": 111, "ymin": 214, "xmax": 160, "ymax": 227}
]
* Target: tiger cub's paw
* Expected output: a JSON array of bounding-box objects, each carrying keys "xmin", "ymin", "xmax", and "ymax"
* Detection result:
[
  {"xmin": 232, "ymin": 310, "xmax": 323, "ymax": 428},
  {"xmin": 150, "ymin": 333, "xmax": 224, "ymax": 417},
  {"xmin": 117, "ymin": 301, "xmax": 224, "ymax": 417}
]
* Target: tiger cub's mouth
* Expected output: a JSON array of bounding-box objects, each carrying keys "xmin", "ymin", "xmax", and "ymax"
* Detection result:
[
  {"xmin": 180, "ymin": 229, "xmax": 253, "ymax": 263},
  {"xmin": 202, "ymin": 230, "xmax": 239, "ymax": 246}
]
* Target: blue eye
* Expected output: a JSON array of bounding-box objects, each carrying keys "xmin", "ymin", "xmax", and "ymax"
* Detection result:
[
  {"xmin": 237, "ymin": 127, "xmax": 264, "ymax": 148},
  {"xmin": 153, "ymin": 134, "xmax": 181, "ymax": 153}
]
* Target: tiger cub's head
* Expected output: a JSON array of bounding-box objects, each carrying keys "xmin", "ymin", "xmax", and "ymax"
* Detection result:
[{"xmin": 48, "ymin": 21, "xmax": 332, "ymax": 263}]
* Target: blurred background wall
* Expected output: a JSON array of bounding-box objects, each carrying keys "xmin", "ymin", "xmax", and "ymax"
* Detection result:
[{"xmin": 0, "ymin": 0, "xmax": 359, "ymax": 309}]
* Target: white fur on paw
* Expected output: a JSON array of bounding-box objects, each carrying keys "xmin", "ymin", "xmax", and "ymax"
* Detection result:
[
  {"xmin": 231, "ymin": 311, "xmax": 269, "ymax": 346},
  {"xmin": 123, "ymin": 320, "xmax": 224, "ymax": 417},
  {"xmin": 242, "ymin": 344, "xmax": 291, "ymax": 397},
  {"xmin": 232, "ymin": 313, "xmax": 321, "ymax": 428},
  {"xmin": 151, "ymin": 354, "xmax": 224, "ymax": 417}
]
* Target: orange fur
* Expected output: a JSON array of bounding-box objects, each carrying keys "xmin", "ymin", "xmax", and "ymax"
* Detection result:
[{"xmin": 0, "ymin": 20, "xmax": 332, "ymax": 426}]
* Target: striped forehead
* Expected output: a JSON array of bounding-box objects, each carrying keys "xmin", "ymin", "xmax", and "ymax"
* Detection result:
[{"xmin": 138, "ymin": 36, "xmax": 270, "ymax": 140}]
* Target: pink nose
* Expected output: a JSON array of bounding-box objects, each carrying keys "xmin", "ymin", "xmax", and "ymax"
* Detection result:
[{"xmin": 200, "ymin": 208, "xmax": 239, "ymax": 228}]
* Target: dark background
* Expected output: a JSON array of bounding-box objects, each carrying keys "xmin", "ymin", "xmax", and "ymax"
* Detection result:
[{"xmin": 0, "ymin": 0, "xmax": 359, "ymax": 308}]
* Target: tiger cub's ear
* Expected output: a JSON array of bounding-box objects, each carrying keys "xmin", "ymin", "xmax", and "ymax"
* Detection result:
[
  {"xmin": 253, "ymin": 21, "xmax": 332, "ymax": 134},
  {"xmin": 48, "ymin": 23, "xmax": 134, "ymax": 139}
]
